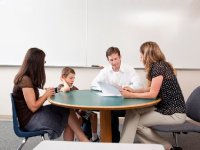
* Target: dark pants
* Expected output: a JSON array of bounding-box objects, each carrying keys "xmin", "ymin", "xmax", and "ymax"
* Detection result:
[
  {"xmin": 111, "ymin": 110, "xmax": 126, "ymax": 143},
  {"xmin": 82, "ymin": 118, "xmax": 92, "ymax": 139},
  {"xmin": 82, "ymin": 110, "xmax": 126, "ymax": 142}
]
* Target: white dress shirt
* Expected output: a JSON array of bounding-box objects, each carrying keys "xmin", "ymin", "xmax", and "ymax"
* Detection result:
[{"xmin": 91, "ymin": 63, "xmax": 142, "ymax": 91}]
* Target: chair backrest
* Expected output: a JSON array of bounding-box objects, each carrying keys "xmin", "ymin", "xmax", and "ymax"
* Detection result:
[
  {"xmin": 11, "ymin": 93, "xmax": 48, "ymax": 139},
  {"xmin": 10, "ymin": 93, "xmax": 24, "ymax": 136},
  {"xmin": 186, "ymin": 86, "xmax": 200, "ymax": 122}
]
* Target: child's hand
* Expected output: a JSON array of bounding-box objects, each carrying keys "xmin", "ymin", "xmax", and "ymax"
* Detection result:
[{"xmin": 60, "ymin": 78, "xmax": 70, "ymax": 92}]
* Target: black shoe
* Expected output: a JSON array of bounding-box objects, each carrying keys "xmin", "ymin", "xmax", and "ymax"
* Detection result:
[
  {"xmin": 170, "ymin": 146, "xmax": 183, "ymax": 150},
  {"xmin": 90, "ymin": 136, "xmax": 100, "ymax": 142}
]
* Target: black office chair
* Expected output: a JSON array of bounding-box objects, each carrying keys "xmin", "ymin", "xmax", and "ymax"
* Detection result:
[
  {"xmin": 151, "ymin": 86, "xmax": 200, "ymax": 149},
  {"xmin": 11, "ymin": 93, "xmax": 48, "ymax": 150}
]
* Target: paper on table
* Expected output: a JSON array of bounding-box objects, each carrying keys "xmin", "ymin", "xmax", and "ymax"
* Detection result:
[{"xmin": 98, "ymin": 82, "xmax": 122, "ymax": 96}]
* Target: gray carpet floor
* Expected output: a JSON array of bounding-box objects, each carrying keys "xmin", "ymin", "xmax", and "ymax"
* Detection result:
[{"xmin": 0, "ymin": 121, "xmax": 199, "ymax": 150}]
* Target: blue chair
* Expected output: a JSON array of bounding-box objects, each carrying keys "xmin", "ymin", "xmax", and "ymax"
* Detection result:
[
  {"xmin": 11, "ymin": 93, "xmax": 48, "ymax": 150},
  {"xmin": 151, "ymin": 86, "xmax": 200, "ymax": 149}
]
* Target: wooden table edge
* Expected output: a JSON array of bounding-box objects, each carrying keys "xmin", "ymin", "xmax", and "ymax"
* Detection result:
[{"xmin": 48, "ymin": 98, "xmax": 161, "ymax": 110}]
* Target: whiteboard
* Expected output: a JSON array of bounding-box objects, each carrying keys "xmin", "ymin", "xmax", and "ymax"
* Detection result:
[
  {"xmin": 0, "ymin": 0, "xmax": 200, "ymax": 68},
  {"xmin": 86, "ymin": 0, "xmax": 200, "ymax": 68},
  {"xmin": 0, "ymin": 0, "xmax": 86, "ymax": 66}
]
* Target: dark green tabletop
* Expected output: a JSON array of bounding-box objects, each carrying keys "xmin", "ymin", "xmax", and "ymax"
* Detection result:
[
  {"xmin": 49, "ymin": 90, "xmax": 160, "ymax": 110},
  {"xmin": 49, "ymin": 89, "xmax": 160, "ymax": 142}
]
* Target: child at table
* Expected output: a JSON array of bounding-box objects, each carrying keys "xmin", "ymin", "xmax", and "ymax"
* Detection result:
[{"xmin": 57, "ymin": 67, "xmax": 99, "ymax": 142}]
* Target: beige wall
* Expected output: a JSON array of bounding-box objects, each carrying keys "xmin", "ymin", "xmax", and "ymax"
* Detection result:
[{"xmin": 1, "ymin": 66, "xmax": 200, "ymax": 119}]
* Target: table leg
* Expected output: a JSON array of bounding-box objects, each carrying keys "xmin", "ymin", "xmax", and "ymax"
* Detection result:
[{"xmin": 100, "ymin": 110, "xmax": 112, "ymax": 142}]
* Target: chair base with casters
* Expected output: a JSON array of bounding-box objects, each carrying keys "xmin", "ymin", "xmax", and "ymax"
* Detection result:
[
  {"xmin": 152, "ymin": 121, "xmax": 200, "ymax": 149},
  {"xmin": 17, "ymin": 134, "xmax": 46, "ymax": 150},
  {"xmin": 10, "ymin": 93, "xmax": 49, "ymax": 150},
  {"xmin": 151, "ymin": 86, "xmax": 200, "ymax": 150}
]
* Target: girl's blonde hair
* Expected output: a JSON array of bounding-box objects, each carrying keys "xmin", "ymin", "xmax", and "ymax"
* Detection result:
[{"xmin": 140, "ymin": 41, "xmax": 175, "ymax": 80}]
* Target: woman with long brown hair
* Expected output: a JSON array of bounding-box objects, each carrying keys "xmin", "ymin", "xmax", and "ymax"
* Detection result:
[
  {"xmin": 119, "ymin": 42, "xmax": 186, "ymax": 150},
  {"xmin": 13, "ymin": 48, "xmax": 89, "ymax": 141}
]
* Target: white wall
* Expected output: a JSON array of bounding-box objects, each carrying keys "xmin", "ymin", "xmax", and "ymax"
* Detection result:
[
  {"xmin": 1, "ymin": 0, "xmax": 200, "ymax": 68},
  {"xmin": 1, "ymin": 66, "xmax": 200, "ymax": 118}
]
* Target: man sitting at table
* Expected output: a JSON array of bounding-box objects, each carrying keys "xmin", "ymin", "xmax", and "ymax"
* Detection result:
[{"xmin": 90, "ymin": 46, "xmax": 142, "ymax": 142}]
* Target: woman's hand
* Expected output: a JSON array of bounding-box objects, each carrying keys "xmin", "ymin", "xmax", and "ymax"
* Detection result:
[
  {"xmin": 120, "ymin": 89, "xmax": 134, "ymax": 98},
  {"xmin": 44, "ymin": 88, "xmax": 55, "ymax": 98},
  {"xmin": 122, "ymin": 86, "xmax": 134, "ymax": 92}
]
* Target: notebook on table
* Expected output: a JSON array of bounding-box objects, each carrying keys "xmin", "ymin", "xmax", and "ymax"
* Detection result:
[{"xmin": 98, "ymin": 82, "xmax": 122, "ymax": 96}]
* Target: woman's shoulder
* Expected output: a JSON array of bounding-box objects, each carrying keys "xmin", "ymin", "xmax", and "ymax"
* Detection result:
[
  {"xmin": 150, "ymin": 61, "xmax": 166, "ymax": 75},
  {"xmin": 22, "ymin": 75, "xmax": 31, "ymax": 81},
  {"xmin": 20, "ymin": 75, "xmax": 33, "ymax": 87},
  {"xmin": 152, "ymin": 61, "xmax": 168, "ymax": 68}
]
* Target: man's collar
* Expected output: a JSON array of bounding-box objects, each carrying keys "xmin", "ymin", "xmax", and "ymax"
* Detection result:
[{"xmin": 108, "ymin": 63, "xmax": 125, "ymax": 73}]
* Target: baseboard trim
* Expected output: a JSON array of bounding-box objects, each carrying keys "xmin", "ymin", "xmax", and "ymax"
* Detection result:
[{"xmin": 0, "ymin": 115, "xmax": 12, "ymax": 121}]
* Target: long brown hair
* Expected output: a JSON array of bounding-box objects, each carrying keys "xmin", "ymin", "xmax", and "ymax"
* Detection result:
[
  {"xmin": 140, "ymin": 41, "xmax": 175, "ymax": 80},
  {"xmin": 14, "ymin": 48, "xmax": 46, "ymax": 89}
]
